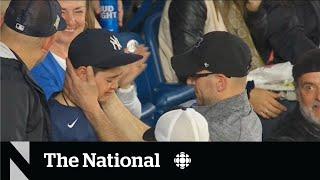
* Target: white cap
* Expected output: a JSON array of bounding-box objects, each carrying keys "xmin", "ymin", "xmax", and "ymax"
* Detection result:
[{"xmin": 155, "ymin": 108, "xmax": 210, "ymax": 142}]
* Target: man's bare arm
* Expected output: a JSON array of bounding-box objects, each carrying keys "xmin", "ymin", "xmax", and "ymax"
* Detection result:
[{"xmin": 100, "ymin": 92, "xmax": 149, "ymax": 141}]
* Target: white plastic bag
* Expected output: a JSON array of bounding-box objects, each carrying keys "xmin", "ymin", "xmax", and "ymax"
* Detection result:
[
  {"xmin": 247, "ymin": 62, "xmax": 295, "ymax": 91},
  {"xmin": 247, "ymin": 62, "xmax": 296, "ymax": 101}
]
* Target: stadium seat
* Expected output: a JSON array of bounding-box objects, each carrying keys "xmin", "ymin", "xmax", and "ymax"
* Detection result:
[
  {"xmin": 124, "ymin": 0, "xmax": 153, "ymax": 32},
  {"xmin": 143, "ymin": 12, "xmax": 196, "ymax": 120},
  {"xmin": 123, "ymin": 0, "xmax": 166, "ymax": 33},
  {"xmin": 117, "ymin": 32, "xmax": 156, "ymax": 126}
]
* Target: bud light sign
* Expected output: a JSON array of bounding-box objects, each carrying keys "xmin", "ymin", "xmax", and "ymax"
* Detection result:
[
  {"xmin": 101, "ymin": 5, "xmax": 117, "ymax": 19},
  {"xmin": 100, "ymin": 0, "xmax": 118, "ymax": 32}
]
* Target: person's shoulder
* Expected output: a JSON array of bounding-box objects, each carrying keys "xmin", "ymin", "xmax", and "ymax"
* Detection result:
[
  {"xmin": 1, "ymin": 60, "xmax": 31, "ymax": 89},
  {"xmin": 0, "ymin": 57, "xmax": 22, "ymax": 73},
  {"xmin": 1, "ymin": 60, "xmax": 42, "ymax": 103},
  {"xmin": 1, "ymin": 76, "xmax": 34, "ymax": 108},
  {"xmin": 247, "ymin": 108, "xmax": 262, "ymax": 123},
  {"xmin": 267, "ymin": 116, "xmax": 300, "ymax": 141}
]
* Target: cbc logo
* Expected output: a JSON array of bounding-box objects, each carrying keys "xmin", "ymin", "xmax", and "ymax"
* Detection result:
[{"xmin": 173, "ymin": 152, "xmax": 191, "ymax": 169}]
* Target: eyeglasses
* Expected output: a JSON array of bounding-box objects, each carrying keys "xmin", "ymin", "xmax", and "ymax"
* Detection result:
[
  {"xmin": 189, "ymin": 73, "xmax": 231, "ymax": 79},
  {"xmin": 189, "ymin": 73, "xmax": 216, "ymax": 78}
]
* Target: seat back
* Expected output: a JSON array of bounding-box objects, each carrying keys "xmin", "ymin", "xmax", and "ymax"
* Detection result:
[
  {"xmin": 125, "ymin": 0, "xmax": 153, "ymax": 32},
  {"xmin": 123, "ymin": 0, "xmax": 166, "ymax": 32},
  {"xmin": 143, "ymin": 12, "xmax": 165, "ymax": 89}
]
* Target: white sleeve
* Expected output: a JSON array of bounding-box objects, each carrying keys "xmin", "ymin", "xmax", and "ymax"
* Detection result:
[{"xmin": 116, "ymin": 85, "xmax": 142, "ymax": 118}]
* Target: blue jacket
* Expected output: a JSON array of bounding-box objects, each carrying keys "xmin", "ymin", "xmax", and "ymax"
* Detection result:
[{"xmin": 31, "ymin": 52, "xmax": 65, "ymax": 100}]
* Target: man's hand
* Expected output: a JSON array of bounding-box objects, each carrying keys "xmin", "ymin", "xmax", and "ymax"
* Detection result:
[
  {"xmin": 119, "ymin": 45, "xmax": 150, "ymax": 88},
  {"xmin": 249, "ymin": 88, "xmax": 287, "ymax": 119},
  {"xmin": 246, "ymin": 0, "xmax": 262, "ymax": 12},
  {"xmin": 64, "ymin": 58, "xmax": 100, "ymax": 111}
]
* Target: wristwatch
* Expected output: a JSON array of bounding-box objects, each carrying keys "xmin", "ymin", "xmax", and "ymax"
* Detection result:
[{"xmin": 246, "ymin": 80, "xmax": 255, "ymax": 99}]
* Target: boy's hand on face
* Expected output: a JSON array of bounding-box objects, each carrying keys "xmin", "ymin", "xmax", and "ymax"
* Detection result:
[
  {"xmin": 119, "ymin": 61, "xmax": 147, "ymax": 88},
  {"xmin": 120, "ymin": 45, "xmax": 150, "ymax": 88},
  {"xmin": 64, "ymin": 58, "xmax": 100, "ymax": 111},
  {"xmin": 134, "ymin": 45, "xmax": 150, "ymax": 61}
]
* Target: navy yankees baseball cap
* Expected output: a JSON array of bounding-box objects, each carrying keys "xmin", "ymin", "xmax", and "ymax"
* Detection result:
[
  {"xmin": 69, "ymin": 29, "xmax": 143, "ymax": 69},
  {"xmin": 172, "ymin": 31, "xmax": 252, "ymax": 81},
  {"xmin": 4, "ymin": 0, "xmax": 67, "ymax": 37}
]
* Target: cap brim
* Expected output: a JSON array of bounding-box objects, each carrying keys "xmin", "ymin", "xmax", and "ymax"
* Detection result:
[
  {"xmin": 142, "ymin": 128, "xmax": 156, "ymax": 142},
  {"xmin": 171, "ymin": 48, "xmax": 201, "ymax": 80},
  {"xmin": 98, "ymin": 52, "xmax": 143, "ymax": 69}
]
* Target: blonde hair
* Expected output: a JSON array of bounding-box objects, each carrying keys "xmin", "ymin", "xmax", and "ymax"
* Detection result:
[
  {"xmin": 1, "ymin": 0, "xmax": 10, "ymax": 13},
  {"xmin": 85, "ymin": 0, "xmax": 97, "ymax": 29},
  {"xmin": 1, "ymin": 0, "xmax": 10, "ymax": 19}
]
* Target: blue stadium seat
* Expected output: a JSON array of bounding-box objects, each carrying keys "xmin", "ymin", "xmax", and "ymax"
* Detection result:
[
  {"xmin": 117, "ymin": 32, "xmax": 156, "ymax": 126},
  {"xmin": 125, "ymin": 0, "xmax": 153, "ymax": 32},
  {"xmin": 143, "ymin": 12, "xmax": 195, "ymax": 120},
  {"xmin": 123, "ymin": 0, "xmax": 166, "ymax": 32}
]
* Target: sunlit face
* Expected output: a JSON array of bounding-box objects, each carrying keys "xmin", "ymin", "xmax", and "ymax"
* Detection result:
[
  {"xmin": 94, "ymin": 67, "xmax": 123, "ymax": 102},
  {"xmin": 297, "ymin": 72, "xmax": 320, "ymax": 125},
  {"xmin": 57, "ymin": 0, "xmax": 86, "ymax": 45},
  {"xmin": 187, "ymin": 70, "xmax": 219, "ymax": 106}
]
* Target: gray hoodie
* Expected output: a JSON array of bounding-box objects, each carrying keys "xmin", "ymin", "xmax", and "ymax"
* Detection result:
[{"xmin": 193, "ymin": 92, "xmax": 262, "ymax": 141}]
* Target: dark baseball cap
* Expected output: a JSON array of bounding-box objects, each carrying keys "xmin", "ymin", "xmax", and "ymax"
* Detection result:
[
  {"xmin": 69, "ymin": 29, "xmax": 143, "ymax": 69},
  {"xmin": 293, "ymin": 49, "xmax": 320, "ymax": 81},
  {"xmin": 171, "ymin": 31, "xmax": 252, "ymax": 80},
  {"xmin": 4, "ymin": 0, "xmax": 67, "ymax": 37}
]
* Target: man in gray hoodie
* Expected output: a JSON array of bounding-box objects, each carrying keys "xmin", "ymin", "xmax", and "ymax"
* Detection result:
[{"xmin": 172, "ymin": 31, "xmax": 262, "ymax": 141}]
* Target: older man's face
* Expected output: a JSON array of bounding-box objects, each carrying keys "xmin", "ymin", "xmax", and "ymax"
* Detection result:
[{"xmin": 297, "ymin": 72, "xmax": 320, "ymax": 125}]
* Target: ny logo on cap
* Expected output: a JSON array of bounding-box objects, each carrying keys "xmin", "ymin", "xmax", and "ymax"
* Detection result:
[
  {"xmin": 204, "ymin": 62, "xmax": 210, "ymax": 68},
  {"xmin": 53, "ymin": 15, "xmax": 60, "ymax": 30},
  {"xmin": 110, "ymin": 35, "xmax": 122, "ymax": 50}
]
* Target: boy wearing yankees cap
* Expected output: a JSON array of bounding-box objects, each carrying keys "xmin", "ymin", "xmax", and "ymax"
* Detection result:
[{"xmin": 50, "ymin": 29, "xmax": 149, "ymax": 141}]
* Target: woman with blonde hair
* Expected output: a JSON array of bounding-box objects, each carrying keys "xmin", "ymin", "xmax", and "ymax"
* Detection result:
[{"xmin": 31, "ymin": 0, "xmax": 146, "ymax": 118}]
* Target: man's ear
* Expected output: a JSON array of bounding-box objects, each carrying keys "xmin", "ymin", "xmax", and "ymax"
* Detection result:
[
  {"xmin": 216, "ymin": 75, "xmax": 227, "ymax": 92},
  {"xmin": 75, "ymin": 66, "xmax": 87, "ymax": 80},
  {"xmin": 41, "ymin": 35, "xmax": 56, "ymax": 53}
]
